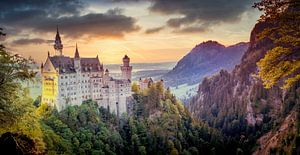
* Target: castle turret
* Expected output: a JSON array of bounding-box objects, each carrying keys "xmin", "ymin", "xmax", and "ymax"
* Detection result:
[
  {"xmin": 54, "ymin": 26, "xmax": 63, "ymax": 56},
  {"xmin": 75, "ymin": 43, "xmax": 80, "ymax": 58},
  {"xmin": 120, "ymin": 55, "xmax": 132, "ymax": 81},
  {"xmin": 74, "ymin": 43, "xmax": 82, "ymax": 105},
  {"xmin": 103, "ymin": 69, "xmax": 110, "ymax": 83},
  {"xmin": 74, "ymin": 43, "xmax": 80, "ymax": 71},
  {"xmin": 105, "ymin": 69, "xmax": 109, "ymax": 76}
]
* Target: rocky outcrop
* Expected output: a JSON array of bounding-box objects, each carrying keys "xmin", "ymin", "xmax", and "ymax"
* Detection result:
[{"xmin": 188, "ymin": 19, "xmax": 300, "ymax": 154}]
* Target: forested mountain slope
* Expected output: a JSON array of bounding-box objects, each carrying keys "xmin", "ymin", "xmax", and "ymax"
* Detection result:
[
  {"xmin": 188, "ymin": 9, "xmax": 300, "ymax": 155},
  {"xmin": 163, "ymin": 41, "xmax": 248, "ymax": 87},
  {"xmin": 39, "ymin": 82, "xmax": 229, "ymax": 154}
]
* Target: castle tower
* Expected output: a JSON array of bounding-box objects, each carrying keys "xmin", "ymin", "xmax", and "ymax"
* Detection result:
[
  {"xmin": 120, "ymin": 55, "xmax": 132, "ymax": 81},
  {"xmin": 74, "ymin": 43, "xmax": 82, "ymax": 106},
  {"xmin": 74, "ymin": 43, "xmax": 80, "ymax": 70},
  {"xmin": 104, "ymin": 69, "xmax": 110, "ymax": 83},
  {"xmin": 41, "ymin": 52, "xmax": 59, "ymax": 109},
  {"xmin": 54, "ymin": 26, "xmax": 63, "ymax": 56},
  {"xmin": 105, "ymin": 68, "xmax": 109, "ymax": 76}
]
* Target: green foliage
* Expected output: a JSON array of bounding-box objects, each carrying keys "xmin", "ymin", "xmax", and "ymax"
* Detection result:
[
  {"xmin": 254, "ymin": 0, "xmax": 300, "ymax": 89},
  {"xmin": 38, "ymin": 82, "xmax": 231, "ymax": 154},
  {"xmin": 41, "ymin": 100, "xmax": 122, "ymax": 154},
  {"xmin": 0, "ymin": 28, "xmax": 44, "ymax": 153},
  {"xmin": 132, "ymin": 82, "xmax": 140, "ymax": 94},
  {"xmin": 0, "ymin": 29, "xmax": 36, "ymax": 130}
]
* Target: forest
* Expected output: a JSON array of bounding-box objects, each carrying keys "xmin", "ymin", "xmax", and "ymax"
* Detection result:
[{"xmin": 0, "ymin": 0, "xmax": 299, "ymax": 154}]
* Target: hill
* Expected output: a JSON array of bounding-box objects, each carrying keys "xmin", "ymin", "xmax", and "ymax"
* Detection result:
[{"xmin": 163, "ymin": 41, "xmax": 249, "ymax": 87}]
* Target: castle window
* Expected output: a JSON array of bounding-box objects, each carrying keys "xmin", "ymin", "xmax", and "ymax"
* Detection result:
[
  {"xmin": 65, "ymin": 76, "xmax": 67, "ymax": 79},
  {"xmin": 61, "ymin": 76, "xmax": 63, "ymax": 79}
]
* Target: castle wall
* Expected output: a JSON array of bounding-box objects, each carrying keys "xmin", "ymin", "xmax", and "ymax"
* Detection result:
[
  {"xmin": 43, "ymin": 66, "xmax": 131, "ymax": 114},
  {"xmin": 41, "ymin": 71, "xmax": 59, "ymax": 110}
]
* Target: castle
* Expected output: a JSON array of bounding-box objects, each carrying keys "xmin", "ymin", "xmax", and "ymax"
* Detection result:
[{"xmin": 41, "ymin": 28, "xmax": 132, "ymax": 115}]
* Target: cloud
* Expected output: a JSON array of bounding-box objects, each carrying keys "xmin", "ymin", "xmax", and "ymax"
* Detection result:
[
  {"xmin": 12, "ymin": 38, "xmax": 53, "ymax": 45},
  {"xmin": 148, "ymin": 0, "xmax": 254, "ymax": 33},
  {"xmin": 0, "ymin": 0, "xmax": 84, "ymax": 17},
  {"xmin": 31, "ymin": 9, "xmax": 140, "ymax": 39},
  {"xmin": 173, "ymin": 26, "xmax": 208, "ymax": 34},
  {"xmin": 145, "ymin": 26, "xmax": 164, "ymax": 34},
  {"xmin": 0, "ymin": 1, "xmax": 140, "ymax": 39}
]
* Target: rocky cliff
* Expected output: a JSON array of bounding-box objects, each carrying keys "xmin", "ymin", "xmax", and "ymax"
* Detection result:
[{"xmin": 188, "ymin": 21, "xmax": 300, "ymax": 154}]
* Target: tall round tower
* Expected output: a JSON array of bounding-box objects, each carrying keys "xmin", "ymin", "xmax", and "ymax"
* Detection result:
[{"xmin": 120, "ymin": 55, "xmax": 132, "ymax": 81}]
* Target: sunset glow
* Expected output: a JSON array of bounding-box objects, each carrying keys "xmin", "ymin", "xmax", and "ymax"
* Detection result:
[{"xmin": 1, "ymin": 0, "xmax": 261, "ymax": 64}]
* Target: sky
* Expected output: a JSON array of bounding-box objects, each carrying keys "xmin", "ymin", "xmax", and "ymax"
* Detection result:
[{"xmin": 0, "ymin": 0, "xmax": 261, "ymax": 64}]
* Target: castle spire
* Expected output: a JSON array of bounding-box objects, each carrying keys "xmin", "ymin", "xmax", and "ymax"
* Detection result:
[
  {"xmin": 74, "ymin": 43, "xmax": 80, "ymax": 58},
  {"xmin": 54, "ymin": 26, "xmax": 63, "ymax": 56}
]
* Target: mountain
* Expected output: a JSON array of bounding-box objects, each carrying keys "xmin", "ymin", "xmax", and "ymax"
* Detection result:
[
  {"xmin": 188, "ymin": 19, "xmax": 300, "ymax": 154},
  {"xmin": 163, "ymin": 41, "xmax": 249, "ymax": 87}
]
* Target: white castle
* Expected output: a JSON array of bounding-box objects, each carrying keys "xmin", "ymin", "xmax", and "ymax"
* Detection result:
[{"xmin": 41, "ymin": 28, "xmax": 132, "ymax": 115}]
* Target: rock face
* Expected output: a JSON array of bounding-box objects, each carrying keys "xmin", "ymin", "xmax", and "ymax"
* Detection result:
[
  {"xmin": 163, "ymin": 41, "xmax": 249, "ymax": 87},
  {"xmin": 188, "ymin": 21, "xmax": 277, "ymax": 126},
  {"xmin": 188, "ymin": 21, "xmax": 300, "ymax": 153}
]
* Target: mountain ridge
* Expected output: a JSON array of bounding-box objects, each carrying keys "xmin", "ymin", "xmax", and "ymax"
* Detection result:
[
  {"xmin": 188, "ymin": 20, "xmax": 300, "ymax": 154},
  {"xmin": 163, "ymin": 40, "xmax": 249, "ymax": 87}
]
